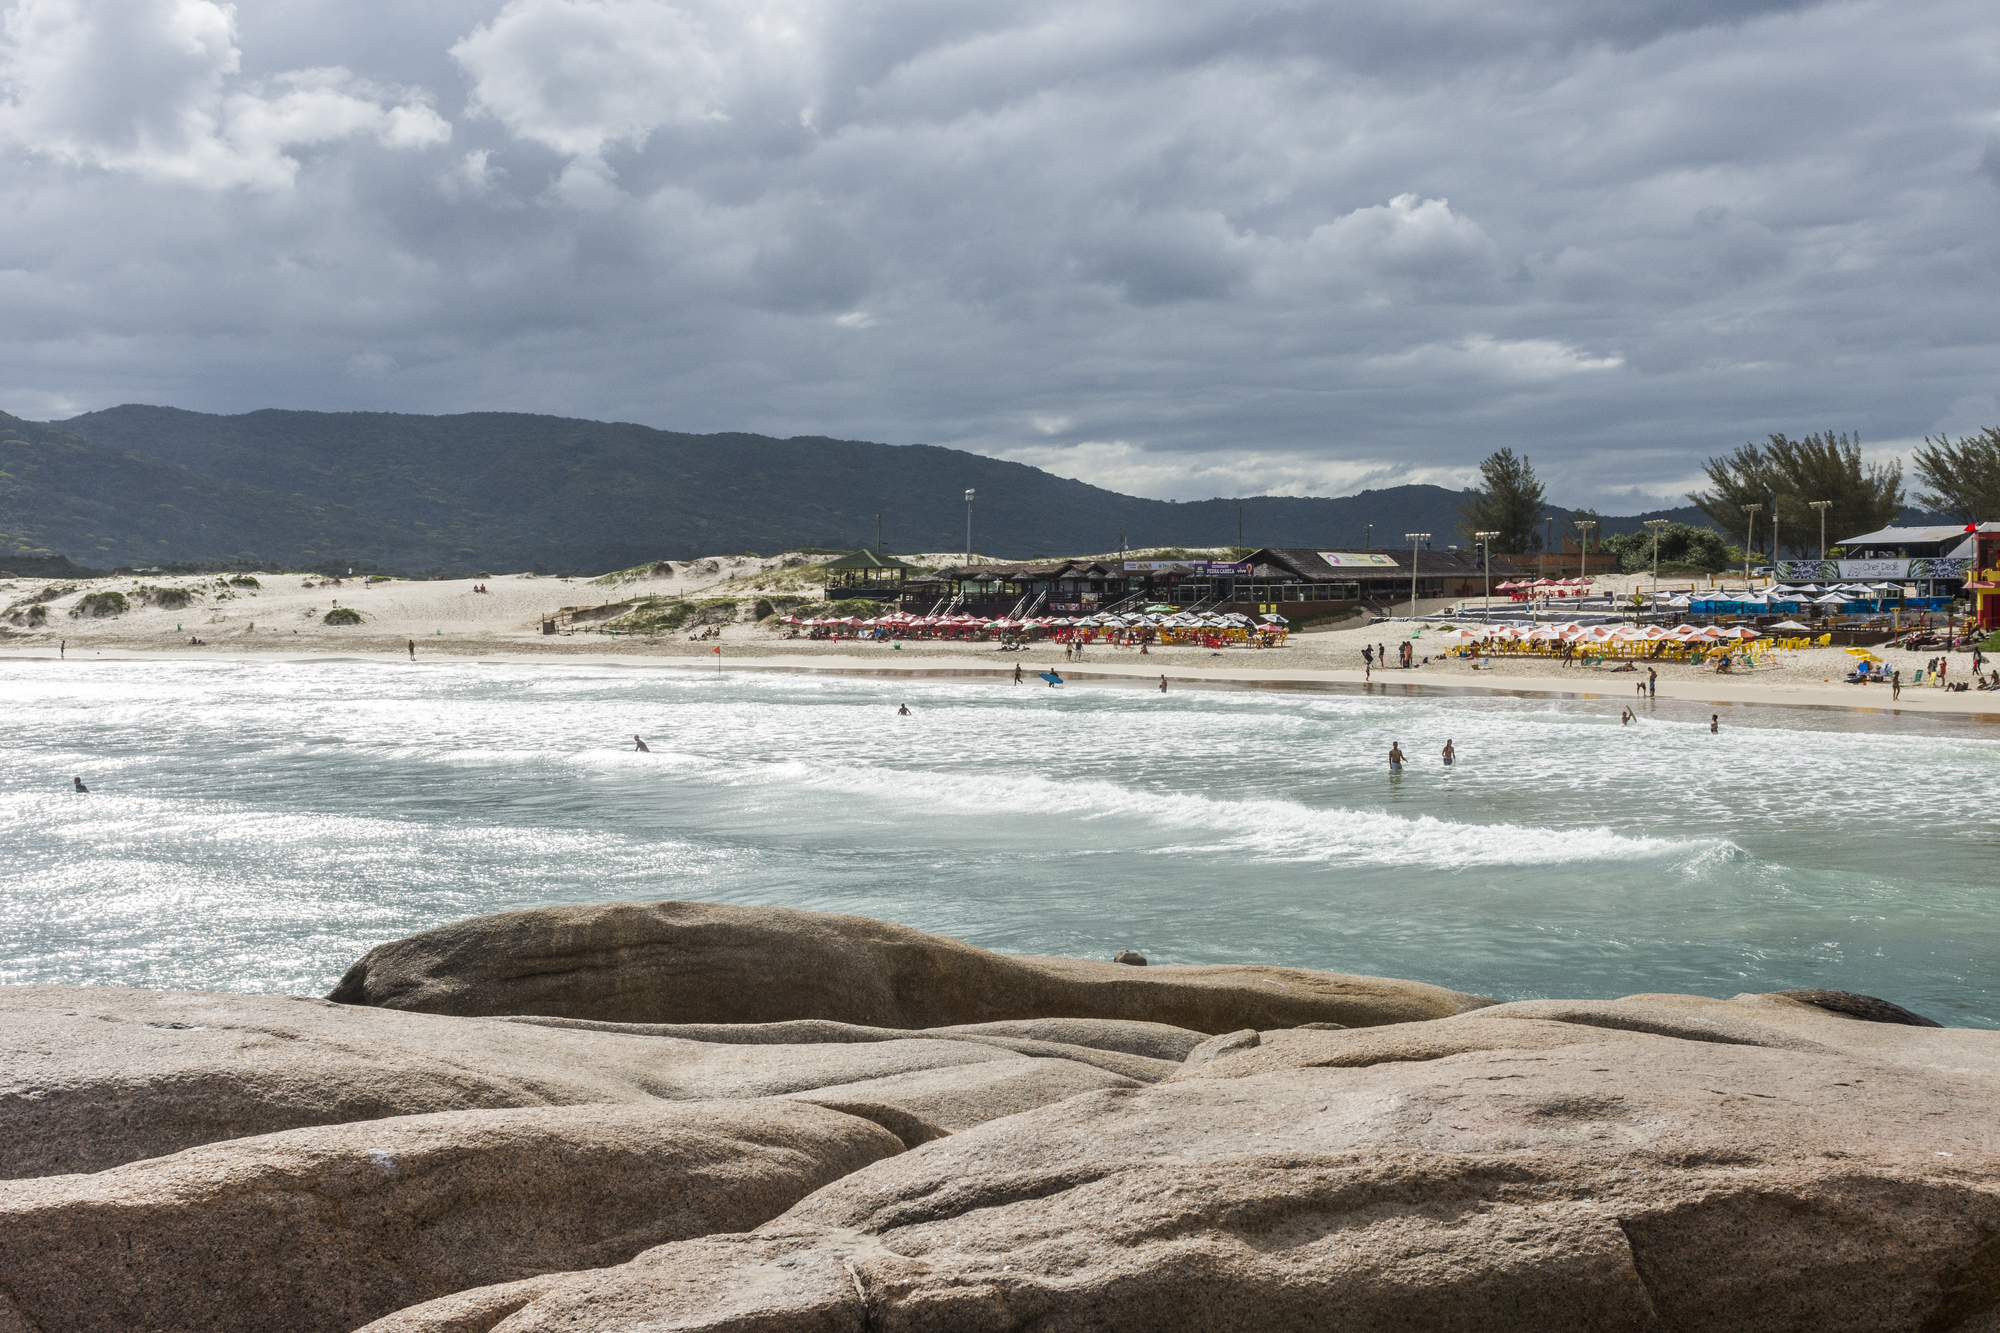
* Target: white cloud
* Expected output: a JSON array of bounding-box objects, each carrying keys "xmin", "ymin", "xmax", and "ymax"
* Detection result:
[
  {"xmin": 0, "ymin": 0, "xmax": 449, "ymax": 189},
  {"xmin": 1370, "ymin": 335, "xmax": 1624, "ymax": 382},
  {"xmin": 449, "ymin": 0, "xmax": 813, "ymax": 166},
  {"xmin": 994, "ymin": 438, "xmax": 1481, "ymax": 502}
]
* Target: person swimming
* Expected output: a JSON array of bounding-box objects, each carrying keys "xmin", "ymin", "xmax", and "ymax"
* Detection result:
[
  {"xmin": 73, "ymin": 776, "xmax": 88, "ymax": 792},
  {"xmin": 633, "ymin": 735, "xmax": 650, "ymax": 752},
  {"xmin": 1388, "ymin": 741, "xmax": 1405, "ymax": 772},
  {"xmin": 897, "ymin": 703, "xmax": 911, "ymax": 715}
]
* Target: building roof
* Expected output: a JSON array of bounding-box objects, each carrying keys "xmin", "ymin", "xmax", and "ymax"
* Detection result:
[
  {"xmin": 1252, "ymin": 547, "xmax": 1520, "ymax": 579},
  {"xmin": 818, "ymin": 549, "xmax": 922, "ymax": 572},
  {"xmin": 1832, "ymin": 522, "xmax": 1998, "ymax": 555}
]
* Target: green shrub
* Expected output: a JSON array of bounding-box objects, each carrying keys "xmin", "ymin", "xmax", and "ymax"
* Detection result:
[
  {"xmin": 1981, "ymin": 630, "xmax": 2000, "ymax": 654},
  {"xmin": 25, "ymin": 582, "xmax": 76, "ymax": 605},
  {"xmin": 608, "ymin": 597, "xmax": 738, "ymax": 634},
  {"xmin": 138, "ymin": 585, "xmax": 195, "ymax": 609},
  {"xmin": 229, "ymin": 575, "xmax": 260, "ymax": 588},
  {"xmin": 72, "ymin": 591, "xmax": 129, "ymax": 617},
  {"xmin": 323, "ymin": 607, "xmax": 363, "ymax": 625},
  {"xmin": 752, "ymin": 592, "xmax": 812, "ymax": 616}
]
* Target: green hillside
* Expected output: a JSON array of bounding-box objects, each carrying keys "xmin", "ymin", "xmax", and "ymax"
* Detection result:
[{"xmin": 10, "ymin": 404, "xmax": 1724, "ymax": 574}]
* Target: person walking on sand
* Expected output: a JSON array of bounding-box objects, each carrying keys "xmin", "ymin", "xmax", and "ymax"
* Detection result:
[
  {"xmin": 1388, "ymin": 741, "xmax": 1405, "ymax": 772},
  {"xmin": 633, "ymin": 735, "xmax": 650, "ymax": 752},
  {"xmin": 1363, "ymin": 645, "xmax": 1374, "ymax": 668},
  {"xmin": 1647, "ymin": 667, "xmax": 1657, "ymax": 699},
  {"xmin": 72, "ymin": 776, "xmax": 88, "ymax": 793},
  {"xmin": 1442, "ymin": 739, "xmax": 1455, "ymax": 767},
  {"xmin": 60, "ymin": 639, "xmax": 66, "ymax": 659},
  {"xmin": 1014, "ymin": 663, "xmax": 1023, "ymax": 685},
  {"xmin": 1891, "ymin": 670, "xmax": 1901, "ymax": 701}
]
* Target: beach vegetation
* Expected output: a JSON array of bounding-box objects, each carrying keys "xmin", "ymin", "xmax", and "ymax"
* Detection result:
[
  {"xmin": 1602, "ymin": 523, "xmax": 1734, "ymax": 574},
  {"xmin": 1911, "ymin": 427, "xmax": 2000, "ymax": 524},
  {"xmin": 1690, "ymin": 432, "xmax": 1902, "ymax": 556},
  {"xmin": 591, "ymin": 560, "xmax": 677, "ymax": 585},
  {"xmin": 822, "ymin": 598, "xmax": 886, "ymax": 618},
  {"xmin": 1457, "ymin": 450, "xmax": 1548, "ymax": 553},
  {"xmin": 71, "ymin": 590, "xmax": 129, "ymax": 617},
  {"xmin": 228, "ymin": 575, "xmax": 260, "ymax": 588},
  {"xmin": 604, "ymin": 597, "xmax": 739, "ymax": 634},
  {"xmin": 753, "ymin": 595, "xmax": 812, "ymax": 621},
  {"xmin": 22, "ymin": 582, "xmax": 78, "ymax": 605},
  {"xmin": 323, "ymin": 607, "xmax": 364, "ymax": 625},
  {"xmin": 136, "ymin": 585, "xmax": 196, "ymax": 609}
]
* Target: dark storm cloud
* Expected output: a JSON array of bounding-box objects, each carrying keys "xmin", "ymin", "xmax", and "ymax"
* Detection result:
[{"xmin": 2, "ymin": 0, "xmax": 1997, "ymax": 506}]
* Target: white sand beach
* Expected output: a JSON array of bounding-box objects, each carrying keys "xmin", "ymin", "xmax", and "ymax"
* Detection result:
[{"xmin": 5, "ymin": 557, "xmax": 1995, "ymax": 718}]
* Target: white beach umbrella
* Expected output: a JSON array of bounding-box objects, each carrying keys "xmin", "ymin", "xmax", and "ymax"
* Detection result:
[{"xmin": 1769, "ymin": 620, "xmax": 1810, "ymax": 630}]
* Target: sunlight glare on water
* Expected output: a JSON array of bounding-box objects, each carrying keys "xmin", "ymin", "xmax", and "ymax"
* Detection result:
[{"xmin": 2, "ymin": 657, "xmax": 1994, "ymax": 1026}]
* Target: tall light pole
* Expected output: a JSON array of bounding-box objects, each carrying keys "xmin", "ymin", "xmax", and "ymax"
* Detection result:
[
  {"xmin": 1770, "ymin": 496, "xmax": 1781, "ymax": 575},
  {"xmin": 1405, "ymin": 532, "xmax": 1429, "ymax": 618},
  {"xmin": 1364, "ymin": 524, "xmax": 1372, "ymax": 551},
  {"xmin": 964, "ymin": 489, "xmax": 975, "ymax": 566},
  {"xmin": 1810, "ymin": 500, "xmax": 1832, "ymax": 564},
  {"xmin": 1644, "ymin": 518, "xmax": 1669, "ymax": 611},
  {"xmin": 1574, "ymin": 519, "xmax": 1596, "ymax": 590},
  {"xmin": 1475, "ymin": 530, "xmax": 1499, "ymax": 620},
  {"xmin": 1741, "ymin": 503, "xmax": 1762, "ymax": 584}
]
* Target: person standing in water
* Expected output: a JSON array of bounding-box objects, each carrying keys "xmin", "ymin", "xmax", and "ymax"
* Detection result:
[
  {"xmin": 407, "ymin": 639, "xmax": 416, "ymax": 661},
  {"xmin": 1158, "ymin": 675, "xmax": 1167, "ymax": 692},
  {"xmin": 897, "ymin": 703, "xmax": 910, "ymax": 715},
  {"xmin": 1710, "ymin": 714, "xmax": 1719, "ymax": 733},
  {"xmin": 633, "ymin": 735, "xmax": 650, "ymax": 752},
  {"xmin": 1647, "ymin": 667, "xmax": 1657, "ymax": 699},
  {"xmin": 1441, "ymin": 740, "xmax": 1455, "ymax": 767},
  {"xmin": 1014, "ymin": 663, "xmax": 1024, "ymax": 685},
  {"xmin": 72, "ymin": 776, "xmax": 88, "ymax": 792},
  {"xmin": 1388, "ymin": 741, "xmax": 1405, "ymax": 772}
]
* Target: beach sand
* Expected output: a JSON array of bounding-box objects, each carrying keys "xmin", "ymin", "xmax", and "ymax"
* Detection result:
[{"xmin": 5, "ymin": 559, "xmax": 1995, "ymax": 719}]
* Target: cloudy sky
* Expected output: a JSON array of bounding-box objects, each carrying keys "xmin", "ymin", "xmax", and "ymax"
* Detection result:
[{"xmin": 1, "ymin": 0, "xmax": 1996, "ymax": 507}]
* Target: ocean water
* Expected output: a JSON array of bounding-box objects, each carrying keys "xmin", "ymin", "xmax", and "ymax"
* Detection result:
[{"xmin": 3, "ymin": 657, "xmax": 1995, "ymax": 1026}]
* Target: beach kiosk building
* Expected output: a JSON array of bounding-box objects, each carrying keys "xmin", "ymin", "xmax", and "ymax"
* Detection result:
[
  {"xmin": 906, "ymin": 546, "xmax": 1516, "ymax": 621},
  {"xmin": 819, "ymin": 549, "xmax": 922, "ymax": 604}
]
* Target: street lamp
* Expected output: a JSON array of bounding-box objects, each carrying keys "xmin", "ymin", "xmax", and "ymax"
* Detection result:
[
  {"xmin": 1475, "ymin": 531, "xmax": 1499, "ymax": 620},
  {"xmin": 964, "ymin": 489, "xmax": 975, "ymax": 566},
  {"xmin": 1809, "ymin": 500, "xmax": 1833, "ymax": 563},
  {"xmin": 1574, "ymin": 519, "xmax": 1596, "ymax": 587},
  {"xmin": 1770, "ymin": 496, "xmax": 1782, "ymax": 577},
  {"xmin": 1740, "ymin": 503, "xmax": 1762, "ymax": 583},
  {"xmin": 1405, "ymin": 532, "xmax": 1429, "ymax": 618},
  {"xmin": 1644, "ymin": 518, "xmax": 1670, "ymax": 611}
]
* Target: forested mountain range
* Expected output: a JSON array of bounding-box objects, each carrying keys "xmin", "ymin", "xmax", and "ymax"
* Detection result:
[{"xmin": 5, "ymin": 404, "xmax": 1717, "ymax": 575}]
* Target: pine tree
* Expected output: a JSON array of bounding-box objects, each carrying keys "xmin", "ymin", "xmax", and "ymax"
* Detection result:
[
  {"xmin": 1457, "ymin": 449, "xmax": 1547, "ymax": 554},
  {"xmin": 1911, "ymin": 427, "xmax": 2000, "ymax": 523},
  {"xmin": 1689, "ymin": 432, "xmax": 1901, "ymax": 556}
]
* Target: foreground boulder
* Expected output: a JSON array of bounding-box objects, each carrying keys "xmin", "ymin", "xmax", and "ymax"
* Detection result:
[
  {"xmin": 0, "ymin": 1100, "xmax": 901, "ymax": 1333},
  {"xmin": 0, "ymin": 987, "xmax": 1160, "ymax": 1177},
  {"xmin": 364, "ymin": 993, "xmax": 2000, "ymax": 1332},
  {"xmin": 328, "ymin": 900, "xmax": 1493, "ymax": 1031}
]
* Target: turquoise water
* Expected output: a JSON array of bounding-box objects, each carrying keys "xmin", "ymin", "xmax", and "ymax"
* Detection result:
[{"xmin": 3, "ymin": 658, "xmax": 1995, "ymax": 1026}]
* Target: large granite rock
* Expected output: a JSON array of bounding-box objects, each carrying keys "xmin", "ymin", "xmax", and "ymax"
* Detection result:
[
  {"xmin": 328, "ymin": 899, "xmax": 1493, "ymax": 1032},
  {"xmin": 0, "ymin": 986, "xmax": 1148, "ymax": 1178},
  {"xmin": 0, "ymin": 1099, "xmax": 902, "ymax": 1333},
  {"xmin": 363, "ymin": 992, "xmax": 2000, "ymax": 1332}
]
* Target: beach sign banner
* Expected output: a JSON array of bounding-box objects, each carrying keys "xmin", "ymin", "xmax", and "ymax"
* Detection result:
[
  {"xmin": 1776, "ymin": 558, "xmax": 1970, "ymax": 581},
  {"xmin": 1317, "ymin": 552, "xmax": 1398, "ymax": 567}
]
